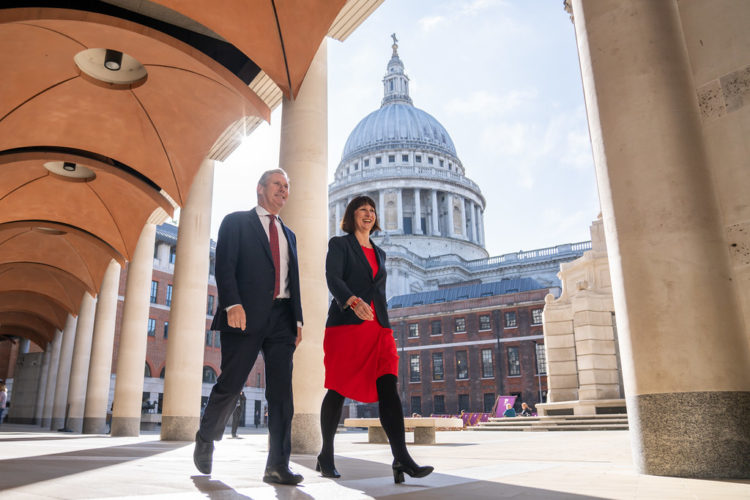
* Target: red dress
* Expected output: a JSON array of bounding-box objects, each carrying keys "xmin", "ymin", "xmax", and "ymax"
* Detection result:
[{"xmin": 323, "ymin": 246, "xmax": 399, "ymax": 403}]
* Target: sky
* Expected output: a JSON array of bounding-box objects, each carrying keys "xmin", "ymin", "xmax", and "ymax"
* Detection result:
[{"xmin": 211, "ymin": 0, "xmax": 601, "ymax": 257}]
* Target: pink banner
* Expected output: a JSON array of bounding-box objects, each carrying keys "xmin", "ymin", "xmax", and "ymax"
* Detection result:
[{"xmin": 493, "ymin": 395, "xmax": 517, "ymax": 417}]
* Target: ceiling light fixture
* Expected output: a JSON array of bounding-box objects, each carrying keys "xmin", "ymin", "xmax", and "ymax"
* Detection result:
[
  {"xmin": 104, "ymin": 49, "xmax": 123, "ymax": 71},
  {"xmin": 62, "ymin": 162, "xmax": 77, "ymax": 172}
]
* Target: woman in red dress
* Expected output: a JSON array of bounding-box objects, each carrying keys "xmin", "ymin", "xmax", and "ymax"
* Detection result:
[{"xmin": 317, "ymin": 196, "xmax": 433, "ymax": 483}]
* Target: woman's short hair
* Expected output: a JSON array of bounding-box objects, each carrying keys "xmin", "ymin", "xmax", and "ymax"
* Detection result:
[{"xmin": 341, "ymin": 196, "xmax": 381, "ymax": 234}]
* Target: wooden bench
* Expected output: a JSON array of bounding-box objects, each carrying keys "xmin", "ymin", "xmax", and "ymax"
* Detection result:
[{"xmin": 344, "ymin": 417, "xmax": 463, "ymax": 444}]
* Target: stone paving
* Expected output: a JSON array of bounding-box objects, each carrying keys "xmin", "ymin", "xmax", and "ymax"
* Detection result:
[{"xmin": 0, "ymin": 424, "xmax": 748, "ymax": 499}]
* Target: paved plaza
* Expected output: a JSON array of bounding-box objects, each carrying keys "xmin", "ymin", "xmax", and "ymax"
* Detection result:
[{"xmin": 0, "ymin": 424, "xmax": 747, "ymax": 499}]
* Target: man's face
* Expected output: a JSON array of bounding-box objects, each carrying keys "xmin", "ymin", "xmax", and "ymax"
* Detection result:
[{"xmin": 257, "ymin": 173, "xmax": 289, "ymax": 214}]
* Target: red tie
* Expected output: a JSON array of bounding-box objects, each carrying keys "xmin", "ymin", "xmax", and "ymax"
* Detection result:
[{"xmin": 267, "ymin": 214, "xmax": 280, "ymax": 298}]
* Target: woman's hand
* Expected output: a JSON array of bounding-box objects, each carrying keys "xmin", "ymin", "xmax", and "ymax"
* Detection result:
[{"xmin": 348, "ymin": 296, "xmax": 374, "ymax": 321}]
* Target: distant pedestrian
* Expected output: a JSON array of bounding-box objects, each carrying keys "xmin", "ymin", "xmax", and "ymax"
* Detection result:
[
  {"xmin": 0, "ymin": 381, "xmax": 7, "ymax": 425},
  {"xmin": 520, "ymin": 402, "xmax": 533, "ymax": 417},
  {"xmin": 503, "ymin": 403, "xmax": 517, "ymax": 418}
]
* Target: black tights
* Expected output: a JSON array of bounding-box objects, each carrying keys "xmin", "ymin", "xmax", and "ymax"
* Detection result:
[{"xmin": 319, "ymin": 374, "xmax": 414, "ymax": 466}]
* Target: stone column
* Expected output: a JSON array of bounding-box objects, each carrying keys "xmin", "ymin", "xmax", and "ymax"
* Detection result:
[
  {"xmin": 478, "ymin": 207, "xmax": 485, "ymax": 246},
  {"xmin": 572, "ymin": 0, "xmax": 750, "ymax": 478},
  {"xmin": 413, "ymin": 188, "xmax": 422, "ymax": 234},
  {"xmin": 33, "ymin": 342, "xmax": 52, "ymax": 424},
  {"xmin": 111, "ymin": 223, "xmax": 156, "ymax": 436},
  {"xmin": 83, "ymin": 259, "xmax": 121, "ymax": 434},
  {"xmin": 41, "ymin": 329, "xmax": 62, "ymax": 428},
  {"xmin": 459, "ymin": 196, "xmax": 467, "ymax": 239},
  {"xmin": 161, "ymin": 159, "xmax": 214, "ymax": 441},
  {"xmin": 277, "ymin": 38, "xmax": 327, "ymax": 454},
  {"xmin": 51, "ymin": 313, "xmax": 78, "ymax": 430},
  {"xmin": 334, "ymin": 200, "xmax": 342, "ymax": 236},
  {"xmin": 474, "ymin": 204, "xmax": 481, "ymax": 244},
  {"xmin": 431, "ymin": 190, "xmax": 440, "ymax": 235},
  {"xmin": 66, "ymin": 292, "xmax": 97, "ymax": 432},
  {"xmin": 396, "ymin": 188, "xmax": 404, "ymax": 233},
  {"xmin": 378, "ymin": 191, "xmax": 385, "ymax": 230},
  {"xmin": 446, "ymin": 194, "xmax": 455, "ymax": 237},
  {"xmin": 541, "ymin": 295, "xmax": 579, "ymax": 403}
]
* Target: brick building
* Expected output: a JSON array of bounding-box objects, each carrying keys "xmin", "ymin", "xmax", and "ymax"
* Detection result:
[{"xmin": 386, "ymin": 278, "xmax": 548, "ymax": 417}]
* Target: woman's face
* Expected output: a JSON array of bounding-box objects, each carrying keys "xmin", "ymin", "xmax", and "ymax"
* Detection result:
[{"xmin": 353, "ymin": 203, "xmax": 377, "ymax": 233}]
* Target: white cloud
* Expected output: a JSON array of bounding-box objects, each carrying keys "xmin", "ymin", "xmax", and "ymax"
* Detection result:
[
  {"xmin": 418, "ymin": 15, "xmax": 444, "ymax": 32},
  {"xmin": 445, "ymin": 89, "xmax": 537, "ymax": 115},
  {"xmin": 460, "ymin": 0, "xmax": 508, "ymax": 15}
]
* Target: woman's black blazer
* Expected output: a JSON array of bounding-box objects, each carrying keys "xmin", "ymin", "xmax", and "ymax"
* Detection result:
[{"xmin": 325, "ymin": 233, "xmax": 391, "ymax": 328}]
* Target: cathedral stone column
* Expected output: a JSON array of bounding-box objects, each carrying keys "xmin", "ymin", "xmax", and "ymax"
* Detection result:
[
  {"xmin": 458, "ymin": 196, "xmax": 467, "ymax": 239},
  {"xmin": 431, "ymin": 190, "xmax": 440, "ymax": 235},
  {"xmin": 473, "ymin": 204, "xmax": 481, "ymax": 244},
  {"xmin": 111, "ymin": 223, "xmax": 156, "ymax": 437},
  {"xmin": 66, "ymin": 292, "xmax": 97, "ymax": 432},
  {"xmin": 278, "ymin": 39, "xmax": 328, "ymax": 454},
  {"xmin": 413, "ymin": 188, "xmax": 422, "ymax": 234},
  {"xmin": 379, "ymin": 191, "xmax": 385, "ymax": 228},
  {"xmin": 33, "ymin": 342, "xmax": 52, "ymax": 424},
  {"xmin": 83, "ymin": 259, "xmax": 121, "ymax": 434},
  {"xmin": 51, "ymin": 312, "xmax": 78, "ymax": 430},
  {"xmin": 396, "ymin": 188, "xmax": 404, "ymax": 233},
  {"xmin": 161, "ymin": 159, "xmax": 214, "ymax": 441},
  {"xmin": 572, "ymin": 0, "xmax": 750, "ymax": 478},
  {"xmin": 41, "ymin": 329, "xmax": 62, "ymax": 428},
  {"xmin": 478, "ymin": 207, "xmax": 485, "ymax": 246},
  {"xmin": 446, "ymin": 194, "xmax": 455, "ymax": 237}
]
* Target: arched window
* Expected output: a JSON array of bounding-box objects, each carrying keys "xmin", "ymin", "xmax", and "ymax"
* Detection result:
[
  {"xmin": 203, "ymin": 366, "xmax": 217, "ymax": 384},
  {"xmin": 144, "ymin": 362, "xmax": 151, "ymax": 378},
  {"xmin": 159, "ymin": 367, "xmax": 165, "ymax": 379}
]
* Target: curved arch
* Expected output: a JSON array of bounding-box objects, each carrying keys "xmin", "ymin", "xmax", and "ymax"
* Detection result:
[
  {"xmin": 0, "ymin": 325, "xmax": 48, "ymax": 350},
  {"xmin": 0, "ymin": 312, "xmax": 56, "ymax": 346},
  {"xmin": 0, "ymin": 291, "xmax": 68, "ymax": 331},
  {"xmin": 0, "ymin": 262, "xmax": 89, "ymax": 314}
]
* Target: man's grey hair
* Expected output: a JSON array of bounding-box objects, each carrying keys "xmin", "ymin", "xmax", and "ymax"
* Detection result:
[{"xmin": 258, "ymin": 168, "xmax": 289, "ymax": 187}]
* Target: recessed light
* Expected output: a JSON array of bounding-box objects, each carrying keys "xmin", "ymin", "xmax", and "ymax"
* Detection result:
[
  {"xmin": 62, "ymin": 162, "xmax": 76, "ymax": 172},
  {"xmin": 104, "ymin": 49, "xmax": 123, "ymax": 71}
]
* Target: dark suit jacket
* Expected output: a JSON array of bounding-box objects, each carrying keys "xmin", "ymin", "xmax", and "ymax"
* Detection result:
[
  {"xmin": 325, "ymin": 233, "xmax": 390, "ymax": 329},
  {"xmin": 210, "ymin": 209, "xmax": 303, "ymax": 335}
]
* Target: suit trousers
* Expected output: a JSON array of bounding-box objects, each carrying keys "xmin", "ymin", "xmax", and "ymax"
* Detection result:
[{"xmin": 199, "ymin": 300, "xmax": 297, "ymax": 467}]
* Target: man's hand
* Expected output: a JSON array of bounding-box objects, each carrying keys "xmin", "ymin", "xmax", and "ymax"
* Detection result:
[
  {"xmin": 295, "ymin": 326, "xmax": 303, "ymax": 347},
  {"xmin": 227, "ymin": 305, "xmax": 246, "ymax": 330}
]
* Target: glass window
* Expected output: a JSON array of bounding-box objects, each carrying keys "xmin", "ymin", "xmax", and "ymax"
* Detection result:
[
  {"xmin": 144, "ymin": 362, "xmax": 151, "ymax": 378},
  {"xmin": 205, "ymin": 331, "xmax": 212, "ymax": 346},
  {"xmin": 479, "ymin": 314, "xmax": 491, "ymax": 330},
  {"xmin": 214, "ymin": 331, "xmax": 221, "ymax": 348},
  {"xmin": 408, "ymin": 323, "xmax": 419, "ymax": 338},
  {"xmin": 481, "ymin": 349, "xmax": 494, "ymax": 378},
  {"xmin": 458, "ymin": 394, "xmax": 470, "ymax": 412},
  {"xmin": 415, "ymin": 154, "xmax": 422, "ymax": 163},
  {"xmin": 454, "ymin": 317, "xmax": 466, "ymax": 333},
  {"xmin": 434, "ymin": 395, "xmax": 445, "ymax": 414},
  {"xmin": 207, "ymin": 295, "xmax": 215, "ymax": 315},
  {"xmin": 202, "ymin": 366, "xmax": 217, "ymax": 384},
  {"xmin": 536, "ymin": 343, "xmax": 547, "ymax": 375},
  {"xmin": 439, "ymin": 159, "xmax": 444, "ymax": 167},
  {"xmin": 409, "ymin": 354, "xmax": 420, "ymax": 382},
  {"xmin": 431, "ymin": 320, "xmax": 442, "ymax": 335},
  {"xmin": 428, "ymin": 156, "xmax": 434, "ymax": 165},
  {"xmin": 483, "ymin": 393, "xmax": 495, "ymax": 412},
  {"xmin": 364, "ymin": 158, "xmax": 370, "ymax": 167},
  {"xmin": 166, "ymin": 284, "xmax": 173, "ymax": 307},
  {"xmin": 150, "ymin": 281, "xmax": 158, "ymax": 303},
  {"xmin": 169, "ymin": 246, "xmax": 176, "ymax": 264},
  {"xmin": 388, "ymin": 154, "xmax": 395, "ymax": 163},
  {"xmin": 411, "ymin": 396, "xmax": 421, "ymax": 416},
  {"xmin": 147, "ymin": 318, "xmax": 156, "ymax": 336},
  {"xmin": 532, "ymin": 308, "xmax": 543, "ymax": 325},
  {"xmin": 376, "ymin": 156, "xmax": 382, "ymax": 164},
  {"xmin": 508, "ymin": 346, "xmax": 521, "ymax": 376},
  {"xmin": 505, "ymin": 311, "xmax": 517, "ymax": 328},
  {"xmin": 163, "ymin": 321, "xmax": 169, "ymax": 339},
  {"xmin": 401, "ymin": 154, "xmax": 409, "ymax": 162},
  {"xmin": 456, "ymin": 351, "xmax": 469, "ymax": 379},
  {"xmin": 432, "ymin": 352, "xmax": 444, "ymax": 381}
]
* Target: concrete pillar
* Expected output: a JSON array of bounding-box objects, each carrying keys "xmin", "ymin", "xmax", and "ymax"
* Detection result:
[
  {"xmin": 277, "ymin": 39, "xmax": 328, "ymax": 454},
  {"xmin": 431, "ymin": 190, "xmax": 440, "ymax": 235},
  {"xmin": 156, "ymin": 242, "xmax": 170, "ymax": 266},
  {"xmin": 413, "ymin": 188, "xmax": 422, "ymax": 234},
  {"xmin": 40, "ymin": 329, "xmax": 62, "ymax": 428},
  {"xmin": 111, "ymin": 223, "xmax": 156, "ymax": 436},
  {"xmin": 396, "ymin": 188, "xmax": 403, "ymax": 233},
  {"xmin": 33, "ymin": 343, "xmax": 51, "ymax": 424},
  {"xmin": 83, "ymin": 259, "xmax": 121, "ymax": 434},
  {"xmin": 51, "ymin": 313, "xmax": 78, "ymax": 430},
  {"xmin": 459, "ymin": 196, "xmax": 467, "ymax": 239},
  {"xmin": 572, "ymin": 0, "xmax": 750, "ymax": 478},
  {"xmin": 161, "ymin": 159, "xmax": 214, "ymax": 441},
  {"xmin": 66, "ymin": 292, "xmax": 97, "ymax": 432}
]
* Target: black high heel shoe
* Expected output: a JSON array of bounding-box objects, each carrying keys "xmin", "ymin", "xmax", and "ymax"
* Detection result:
[
  {"xmin": 316, "ymin": 454, "xmax": 341, "ymax": 478},
  {"xmin": 392, "ymin": 460, "xmax": 434, "ymax": 483}
]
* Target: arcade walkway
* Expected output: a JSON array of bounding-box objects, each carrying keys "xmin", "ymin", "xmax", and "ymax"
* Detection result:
[{"xmin": 0, "ymin": 424, "xmax": 747, "ymax": 499}]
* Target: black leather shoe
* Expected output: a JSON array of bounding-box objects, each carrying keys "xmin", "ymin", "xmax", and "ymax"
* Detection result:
[
  {"xmin": 392, "ymin": 459, "xmax": 433, "ymax": 484},
  {"xmin": 263, "ymin": 465, "xmax": 304, "ymax": 485},
  {"xmin": 315, "ymin": 454, "xmax": 341, "ymax": 478},
  {"xmin": 193, "ymin": 431, "xmax": 214, "ymax": 474}
]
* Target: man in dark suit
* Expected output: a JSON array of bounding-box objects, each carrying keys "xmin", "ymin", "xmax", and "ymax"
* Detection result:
[{"xmin": 193, "ymin": 169, "xmax": 304, "ymax": 485}]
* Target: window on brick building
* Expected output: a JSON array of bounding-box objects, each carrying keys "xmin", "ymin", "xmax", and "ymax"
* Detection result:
[
  {"xmin": 508, "ymin": 346, "xmax": 521, "ymax": 376},
  {"xmin": 144, "ymin": 362, "xmax": 151, "ymax": 378},
  {"xmin": 431, "ymin": 320, "xmax": 442, "ymax": 335},
  {"xmin": 536, "ymin": 343, "xmax": 547, "ymax": 375},
  {"xmin": 454, "ymin": 317, "xmax": 466, "ymax": 333},
  {"xmin": 409, "ymin": 354, "xmax": 420, "ymax": 382},
  {"xmin": 214, "ymin": 331, "xmax": 221, "ymax": 348},
  {"xmin": 207, "ymin": 295, "xmax": 215, "ymax": 315},
  {"xmin": 163, "ymin": 321, "xmax": 169, "ymax": 339},
  {"xmin": 531, "ymin": 308, "xmax": 543, "ymax": 325},
  {"xmin": 504, "ymin": 311, "xmax": 517, "ymax": 328},
  {"xmin": 479, "ymin": 314, "xmax": 491, "ymax": 331},
  {"xmin": 169, "ymin": 246, "xmax": 176, "ymax": 264},
  {"xmin": 408, "ymin": 323, "xmax": 419, "ymax": 338},
  {"xmin": 456, "ymin": 351, "xmax": 469, "ymax": 379},
  {"xmin": 483, "ymin": 393, "xmax": 496, "ymax": 412},
  {"xmin": 205, "ymin": 331, "xmax": 212, "ymax": 346},
  {"xmin": 458, "ymin": 394, "xmax": 470, "ymax": 412},
  {"xmin": 411, "ymin": 396, "xmax": 422, "ymax": 415},
  {"xmin": 166, "ymin": 284, "xmax": 173, "ymax": 306},
  {"xmin": 481, "ymin": 349, "xmax": 494, "ymax": 378},
  {"xmin": 150, "ymin": 281, "xmax": 158, "ymax": 303},
  {"xmin": 432, "ymin": 352, "xmax": 444, "ymax": 381},
  {"xmin": 434, "ymin": 395, "xmax": 445, "ymax": 414},
  {"xmin": 147, "ymin": 318, "xmax": 156, "ymax": 337},
  {"xmin": 202, "ymin": 366, "xmax": 217, "ymax": 384}
]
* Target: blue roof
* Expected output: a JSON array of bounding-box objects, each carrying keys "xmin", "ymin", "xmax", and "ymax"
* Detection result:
[{"xmin": 388, "ymin": 278, "xmax": 545, "ymax": 309}]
